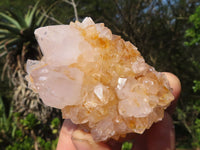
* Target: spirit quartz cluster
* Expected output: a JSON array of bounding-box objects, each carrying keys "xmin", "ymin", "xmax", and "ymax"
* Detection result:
[{"xmin": 26, "ymin": 17, "xmax": 174, "ymax": 142}]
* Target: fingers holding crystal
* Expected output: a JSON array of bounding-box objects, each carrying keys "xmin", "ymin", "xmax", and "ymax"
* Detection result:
[
  {"xmin": 57, "ymin": 119, "xmax": 111, "ymax": 150},
  {"xmin": 72, "ymin": 130, "xmax": 110, "ymax": 150},
  {"xmin": 56, "ymin": 119, "xmax": 77, "ymax": 150},
  {"xmin": 163, "ymin": 72, "xmax": 181, "ymax": 115},
  {"xmin": 145, "ymin": 112, "xmax": 175, "ymax": 150}
]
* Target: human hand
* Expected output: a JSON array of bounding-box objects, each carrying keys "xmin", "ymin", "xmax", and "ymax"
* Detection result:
[{"xmin": 56, "ymin": 72, "xmax": 181, "ymax": 150}]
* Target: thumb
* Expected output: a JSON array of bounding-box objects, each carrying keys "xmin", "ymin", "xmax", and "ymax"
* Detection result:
[{"xmin": 72, "ymin": 130, "xmax": 110, "ymax": 150}]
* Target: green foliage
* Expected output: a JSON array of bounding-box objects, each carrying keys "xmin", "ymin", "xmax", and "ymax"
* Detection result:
[
  {"xmin": 192, "ymin": 119, "xmax": 200, "ymax": 148},
  {"xmin": 121, "ymin": 142, "xmax": 133, "ymax": 150},
  {"xmin": 177, "ymin": 4, "xmax": 200, "ymax": 149},
  {"xmin": 0, "ymin": 2, "xmax": 61, "ymax": 149},
  {"xmin": 191, "ymin": 78, "xmax": 200, "ymax": 148},
  {"xmin": 0, "ymin": 95, "xmax": 60, "ymax": 149},
  {"xmin": 6, "ymin": 136, "xmax": 34, "ymax": 150},
  {"xmin": 0, "ymin": 1, "xmax": 56, "ymax": 78},
  {"xmin": 0, "ymin": 1, "xmax": 43, "ymax": 53},
  {"xmin": 193, "ymin": 80, "xmax": 200, "ymax": 93},
  {"xmin": 20, "ymin": 113, "xmax": 40, "ymax": 129},
  {"xmin": 37, "ymin": 137, "xmax": 51, "ymax": 150},
  {"xmin": 176, "ymin": 78, "xmax": 200, "ymax": 148},
  {"xmin": 184, "ymin": 6, "xmax": 200, "ymax": 46},
  {"xmin": 50, "ymin": 118, "xmax": 60, "ymax": 134},
  {"xmin": 37, "ymin": 137, "xmax": 58, "ymax": 150},
  {"xmin": 0, "ymin": 96, "xmax": 17, "ymax": 145}
]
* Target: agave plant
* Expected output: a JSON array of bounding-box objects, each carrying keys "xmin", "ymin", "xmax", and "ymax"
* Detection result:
[
  {"xmin": 0, "ymin": 1, "xmax": 60, "ymax": 122},
  {"xmin": 0, "ymin": 1, "xmax": 52, "ymax": 67}
]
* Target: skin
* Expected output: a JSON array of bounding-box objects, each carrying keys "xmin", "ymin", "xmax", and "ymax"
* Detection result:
[{"xmin": 56, "ymin": 72, "xmax": 181, "ymax": 150}]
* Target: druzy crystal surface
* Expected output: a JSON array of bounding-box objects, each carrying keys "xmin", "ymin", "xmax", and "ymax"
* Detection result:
[{"xmin": 26, "ymin": 17, "xmax": 174, "ymax": 142}]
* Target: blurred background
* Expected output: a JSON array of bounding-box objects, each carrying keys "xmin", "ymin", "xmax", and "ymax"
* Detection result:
[{"xmin": 0, "ymin": 0, "xmax": 199, "ymax": 149}]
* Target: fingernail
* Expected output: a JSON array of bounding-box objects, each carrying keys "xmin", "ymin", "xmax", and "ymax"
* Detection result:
[{"xmin": 72, "ymin": 130, "xmax": 110, "ymax": 150}]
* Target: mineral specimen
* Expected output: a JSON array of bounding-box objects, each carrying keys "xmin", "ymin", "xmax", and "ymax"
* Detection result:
[{"xmin": 26, "ymin": 17, "xmax": 174, "ymax": 142}]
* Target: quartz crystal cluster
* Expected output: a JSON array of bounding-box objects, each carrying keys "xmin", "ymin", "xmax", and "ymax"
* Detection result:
[{"xmin": 26, "ymin": 17, "xmax": 174, "ymax": 142}]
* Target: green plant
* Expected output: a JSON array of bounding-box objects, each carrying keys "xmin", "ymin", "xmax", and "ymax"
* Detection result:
[
  {"xmin": 184, "ymin": 6, "xmax": 200, "ymax": 46},
  {"xmin": 20, "ymin": 113, "xmax": 40, "ymax": 129},
  {"xmin": 175, "ymin": 4, "xmax": 200, "ymax": 149},
  {"xmin": 50, "ymin": 117, "xmax": 60, "ymax": 134},
  {"xmin": 37, "ymin": 137, "xmax": 58, "ymax": 150},
  {"xmin": 0, "ymin": 2, "xmax": 62, "ymax": 149},
  {"xmin": 0, "ymin": 1, "xmax": 57, "ymax": 82},
  {"xmin": 0, "ymin": 105, "xmax": 60, "ymax": 149},
  {"xmin": 121, "ymin": 141, "xmax": 133, "ymax": 150},
  {"xmin": 193, "ymin": 80, "xmax": 200, "ymax": 93},
  {"xmin": 191, "ymin": 79, "xmax": 200, "ymax": 148},
  {"xmin": 0, "ymin": 93, "xmax": 60, "ymax": 149},
  {"xmin": 0, "ymin": 0, "xmax": 61, "ymax": 125},
  {"xmin": 192, "ymin": 119, "xmax": 200, "ymax": 148},
  {"xmin": 6, "ymin": 136, "xmax": 34, "ymax": 150},
  {"xmin": 0, "ymin": 95, "xmax": 17, "ymax": 147},
  {"xmin": 0, "ymin": 1, "xmax": 52, "ymax": 55}
]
